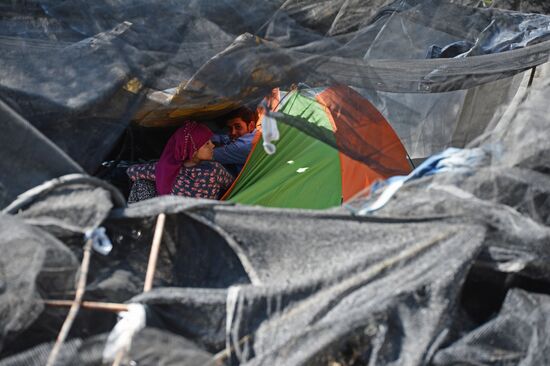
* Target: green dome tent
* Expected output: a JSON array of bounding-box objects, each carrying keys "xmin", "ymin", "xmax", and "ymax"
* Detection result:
[{"xmin": 223, "ymin": 85, "xmax": 412, "ymax": 209}]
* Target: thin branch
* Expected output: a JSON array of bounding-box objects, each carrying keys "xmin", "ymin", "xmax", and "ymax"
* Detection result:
[
  {"xmin": 212, "ymin": 335, "xmax": 251, "ymax": 365},
  {"xmin": 44, "ymin": 300, "xmax": 129, "ymax": 313},
  {"xmin": 46, "ymin": 238, "xmax": 93, "ymax": 366}
]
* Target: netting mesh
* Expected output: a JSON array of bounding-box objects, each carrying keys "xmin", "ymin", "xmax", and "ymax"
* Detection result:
[
  {"xmin": 1, "ymin": 0, "xmax": 550, "ymax": 365},
  {"xmin": 1, "ymin": 0, "xmax": 550, "ymax": 174}
]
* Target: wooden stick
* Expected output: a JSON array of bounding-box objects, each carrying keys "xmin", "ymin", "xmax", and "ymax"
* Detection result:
[
  {"xmin": 112, "ymin": 349, "xmax": 125, "ymax": 366},
  {"xmin": 143, "ymin": 213, "xmax": 166, "ymax": 292},
  {"xmin": 44, "ymin": 299, "xmax": 129, "ymax": 313},
  {"xmin": 212, "ymin": 335, "xmax": 251, "ymax": 364},
  {"xmin": 46, "ymin": 238, "xmax": 93, "ymax": 366}
]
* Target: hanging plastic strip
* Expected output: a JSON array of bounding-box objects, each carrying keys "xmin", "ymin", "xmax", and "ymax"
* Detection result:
[
  {"xmin": 102, "ymin": 304, "xmax": 146, "ymax": 364},
  {"xmin": 259, "ymin": 100, "xmax": 280, "ymax": 155}
]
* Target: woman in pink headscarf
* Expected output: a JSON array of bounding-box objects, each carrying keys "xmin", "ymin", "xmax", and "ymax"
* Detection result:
[{"xmin": 126, "ymin": 121, "xmax": 234, "ymax": 203}]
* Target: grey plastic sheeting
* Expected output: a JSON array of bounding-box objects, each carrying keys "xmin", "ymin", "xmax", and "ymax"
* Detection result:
[
  {"xmin": 0, "ymin": 2, "xmax": 549, "ymax": 364},
  {"xmin": 0, "ymin": 100, "xmax": 82, "ymax": 208},
  {"xmin": 358, "ymin": 72, "xmax": 525, "ymax": 159},
  {"xmin": 1, "ymin": 0, "xmax": 550, "ymax": 175}
]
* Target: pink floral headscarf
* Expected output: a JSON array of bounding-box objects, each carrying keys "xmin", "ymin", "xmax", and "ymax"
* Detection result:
[{"xmin": 155, "ymin": 121, "xmax": 213, "ymax": 195}]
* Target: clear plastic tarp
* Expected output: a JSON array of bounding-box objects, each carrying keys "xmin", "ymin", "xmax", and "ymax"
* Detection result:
[
  {"xmin": 1, "ymin": 0, "xmax": 549, "ymax": 177},
  {"xmin": 1, "ymin": 1, "xmax": 550, "ymax": 365}
]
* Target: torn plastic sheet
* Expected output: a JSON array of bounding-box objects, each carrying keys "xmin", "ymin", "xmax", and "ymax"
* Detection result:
[{"xmin": 347, "ymin": 147, "xmax": 490, "ymax": 214}]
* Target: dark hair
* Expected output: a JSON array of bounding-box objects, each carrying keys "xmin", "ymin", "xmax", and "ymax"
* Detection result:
[{"xmin": 225, "ymin": 107, "xmax": 256, "ymax": 124}]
